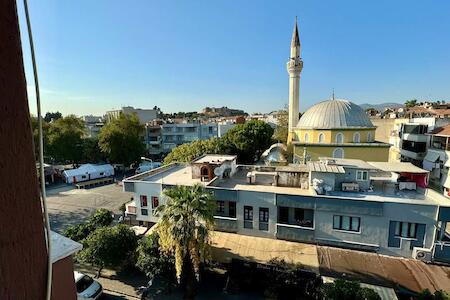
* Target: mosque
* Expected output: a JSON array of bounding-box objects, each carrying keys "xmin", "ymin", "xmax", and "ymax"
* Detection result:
[{"xmin": 286, "ymin": 19, "xmax": 390, "ymax": 162}]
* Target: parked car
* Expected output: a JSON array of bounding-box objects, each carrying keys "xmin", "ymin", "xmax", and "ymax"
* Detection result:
[{"xmin": 74, "ymin": 271, "xmax": 103, "ymax": 300}]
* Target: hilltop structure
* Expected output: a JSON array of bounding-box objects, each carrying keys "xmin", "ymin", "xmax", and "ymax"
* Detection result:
[{"xmin": 285, "ymin": 20, "xmax": 390, "ymax": 162}]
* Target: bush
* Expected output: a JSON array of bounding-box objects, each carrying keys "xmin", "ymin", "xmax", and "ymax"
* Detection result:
[
  {"xmin": 417, "ymin": 289, "xmax": 450, "ymax": 300},
  {"xmin": 320, "ymin": 279, "xmax": 380, "ymax": 300}
]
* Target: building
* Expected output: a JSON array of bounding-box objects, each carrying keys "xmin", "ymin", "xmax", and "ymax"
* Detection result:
[
  {"xmin": 81, "ymin": 115, "xmax": 104, "ymax": 138},
  {"xmin": 284, "ymin": 21, "xmax": 389, "ymax": 162},
  {"xmin": 424, "ymin": 124, "xmax": 450, "ymax": 196},
  {"xmin": 106, "ymin": 106, "xmax": 160, "ymax": 124},
  {"xmin": 291, "ymin": 100, "xmax": 390, "ymax": 162},
  {"xmin": 201, "ymin": 106, "xmax": 246, "ymax": 117},
  {"xmin": 389, "ymin": 117, "xmax": 450, "ymax": 166},
  {"xmin": 123, "ymin": 155, "xmax": 450, "ymax": 264},
  {"xmin": 161, "ymin": 122, "xmax": 218, "ymax": 152}
]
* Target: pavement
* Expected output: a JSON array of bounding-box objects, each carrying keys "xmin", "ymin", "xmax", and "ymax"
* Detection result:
[{"xmin": 46, "ymin": 183, "xmax": 132, "ymax": 233}]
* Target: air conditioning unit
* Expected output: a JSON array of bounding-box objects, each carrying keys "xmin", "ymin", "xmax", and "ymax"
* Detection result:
[{"xmin": 412, "ymin": 247, "xmax": 433, "ymax": 263}]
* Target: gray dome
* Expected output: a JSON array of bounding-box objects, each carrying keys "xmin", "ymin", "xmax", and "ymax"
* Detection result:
[{"xmin": 296, "ymin": 99, "xmax": 374, "ymax": 129}]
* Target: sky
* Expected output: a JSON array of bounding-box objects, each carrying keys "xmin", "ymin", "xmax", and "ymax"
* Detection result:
[{"xmin": 18, "ymin": 0, "xmax": 450, "ymax": 117}]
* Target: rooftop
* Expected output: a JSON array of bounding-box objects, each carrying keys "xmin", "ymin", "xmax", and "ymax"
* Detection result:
[
  {"xmin": 51, "ymin": 231, "xmax": 82, "ymax": 264},
  {"xmin": 192, "ymin": 154, "xmax": 237, "ymax": 164}
]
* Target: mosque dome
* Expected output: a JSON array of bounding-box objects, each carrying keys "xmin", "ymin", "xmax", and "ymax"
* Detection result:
[{"xmin": 296, "ymin": 99, "xmax": 374, "ymax": 129}]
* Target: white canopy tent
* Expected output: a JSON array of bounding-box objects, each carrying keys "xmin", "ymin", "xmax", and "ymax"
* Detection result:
[{"xmin": 63, "ymin": 164, "xmax": 114, "ymax": 184}]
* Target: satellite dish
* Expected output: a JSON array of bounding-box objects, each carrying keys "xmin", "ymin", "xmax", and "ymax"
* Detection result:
[{"xmin": 214, "ymin": 166, "xmax": 224, "ymax": 177}]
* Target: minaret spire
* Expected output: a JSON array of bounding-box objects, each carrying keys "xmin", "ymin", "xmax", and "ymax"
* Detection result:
[{"xmin": 287, "ymin": 17, "xmax": 303, "ymax": 144}]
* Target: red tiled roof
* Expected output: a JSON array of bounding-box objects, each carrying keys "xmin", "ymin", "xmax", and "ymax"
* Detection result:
[{"xmin": 430, "ymin": 124, "xmax": 450, "ymax": 136}]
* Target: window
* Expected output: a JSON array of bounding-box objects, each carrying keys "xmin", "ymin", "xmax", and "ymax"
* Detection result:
[
  {"xmin": 151, "ymin": 196, "xmax": 159, "ymax": 209},
  {"xmin": 335, "ymin": 133, "xmax": 344, "ymax": 143},
  {"xmin": 259, "ymin": 208, "xmax": 269, "ymax": 222},
  {"xmin": 141, "ymin": 209, "xmax": 148, "ymax": 216},
  {"xmin": 76, "ymin": 275, "xmax": 94, "ymax": 293},
  {"xmin": 356, "ymin": 170, "xmax": 369, "ymax": 181},
  {"xmin": 140, "ymin": 195, "xmax": 148, "ymax": 207},
  {"xmin": 333, "ymin": 215, "xmax": 360, "ymax": 232},
  {"xmin": 353, "ymin": 132, "xmax": 360, "ymax": 143},
  {"xmin": 99, "ymin": 172, "xmax": 104, "ymax": 176},
  {"xmin": 259, "ymin": 207, "xmax": 269, "ymax": 231},
  {"xmin": 81, "ymin": 175, "xmax": 87, "ymax": 179},
  {"xmin": 318, "ymin": 133, "xmax": 325, "ymax": 143},
  {"xmin": 216, "ymin": 201, "xmax": 225, "ymax": 213},
  {"xmin": 333, "ymin": 148, "xmax": 344, "ymax": 159},
  {"xmin": 244, "ymin": 206, "xmax": 253, "ymax": 220},
  {"xmin": 229, "ymin": 202, "xmax": 236, "ymax": 218},
  {"xmin": 304, "ymin": 133, "xmax": 309, "ymax": 143},
  {"xmin": 279, "ymin": 207, "xmax": 289, "ymax": 223},
  {"xmin": 394, "ymin": 221, "xmax": 417, "ymax": 238},
  {"xmin": 294, "ymin": 208, "xmax": 314, "ymax": 228},
  {"xmin": 367, "ymin": 132, "xmax": 372, "ymax": 142}
]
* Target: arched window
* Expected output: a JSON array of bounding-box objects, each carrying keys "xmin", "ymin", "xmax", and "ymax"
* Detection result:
[
  {"xmin": 304, "ymin": 133, "xmax": 309, "ymax": 143},
  {"xmin": 318, "ymin": 133, "xmax": 325, "ymax": 143},
  {"xmin": 335, "ymin": 133, "xmax": 344, "ymax": 144},
  {"xmin": 367, "ymin": 132, "xmax": 372, "ymax": 142},
  {"xmin": 333, "ymin": 148, "xmax": 344, "ymax": 159},
  {"xmin": 353, "ymin": 132, "xmax": 360, "ymax": 143}
]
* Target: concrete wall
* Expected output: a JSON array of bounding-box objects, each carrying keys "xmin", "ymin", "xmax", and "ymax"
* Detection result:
[
  {"xmin": 133, "ymin": 182, "xmax": 163, "ymax": 223},
  {"xmin": 371, "ymin": 118, "xmax": 396, "ymax": 144}
]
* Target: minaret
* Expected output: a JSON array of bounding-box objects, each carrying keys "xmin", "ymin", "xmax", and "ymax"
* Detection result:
[{"xmin": 287, "ymin": 17, "xmax": 303, "ymax": 144}]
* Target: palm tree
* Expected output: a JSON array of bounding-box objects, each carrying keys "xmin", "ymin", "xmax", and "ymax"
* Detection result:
[{"xmin": 156, "ymin": 184, "xmax": 215, "ymax": 299}]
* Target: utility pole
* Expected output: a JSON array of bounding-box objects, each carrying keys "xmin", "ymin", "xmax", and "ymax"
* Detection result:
[{"xmin": 0, "ymin": 1, "xmax": 48, "ymax": 299}]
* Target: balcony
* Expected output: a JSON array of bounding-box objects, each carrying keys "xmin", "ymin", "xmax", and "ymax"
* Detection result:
[
  {"xmin": 214, "ymin": 216, "xmax": 238, "ymax": 233},
  {"xmin": 402, "ymin": 133, "xmax": 429, "ymax": 143},
  {"xmin": 276, "ymin": 223, "xmax": 315, "ymax": 243},
  {"xmin": 400, "ymin": 149, "xmax": 426, "ymax": 160},
  {"xmin": 433, "ymin": 242, "xmax": 450, "ymax": 264}
]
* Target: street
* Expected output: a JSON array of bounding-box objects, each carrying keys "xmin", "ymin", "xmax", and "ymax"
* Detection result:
[{"xmin": 47, "ymin": 183, "xmax": 132, "ymax": 233}]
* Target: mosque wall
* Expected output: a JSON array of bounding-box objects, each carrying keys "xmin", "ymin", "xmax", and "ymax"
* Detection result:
[
  {"xmin": 293, "ymin": 128, "xmax": 376, "ymax": 144},
  {"xmin": 293, "ymin": 145, "xmax": 390, "ymax": 162}
]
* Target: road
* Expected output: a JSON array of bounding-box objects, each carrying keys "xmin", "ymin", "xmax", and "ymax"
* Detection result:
[{"xmin": 46, "ymin": 183, "xmax": 132, "ymax": 233}]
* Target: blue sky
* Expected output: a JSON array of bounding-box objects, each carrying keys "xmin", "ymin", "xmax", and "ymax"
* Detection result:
[{"xmin": 19, "ymin": 0, "xmax": 450, "ymax": 116}]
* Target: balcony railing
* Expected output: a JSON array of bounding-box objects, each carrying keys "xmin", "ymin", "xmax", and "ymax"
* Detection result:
[
  {"xmin": 434, "ymin": 242, "xmax": 450, "ymax": 264},
  {"xmin": 276, "ymin": 223, "xmax": 315, "ymax": 243},
  {"xmin": 214, "ymin": 216, "xmax": 238, "ymax": 233}
]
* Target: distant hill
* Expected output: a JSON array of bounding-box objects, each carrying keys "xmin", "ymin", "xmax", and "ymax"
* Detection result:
[{"xmin": 359, "ymin": 103, "xmax": 403, "ymax": 111}]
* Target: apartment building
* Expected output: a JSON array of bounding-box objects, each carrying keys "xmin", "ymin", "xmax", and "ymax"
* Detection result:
[
  {"xmin": 424, "ymin": 124, "xmax": 450, "ymax": 197},
  {"xmin": 106, "ymin": 106, "xmax": 160, "ymax": 124},
  {"xmin": 81, "ymin": 115, "xmax": 104, "ymax": 138},
  {"xmin": 123, "ymin": 155, "xmax": 450, "ymax": 264}
]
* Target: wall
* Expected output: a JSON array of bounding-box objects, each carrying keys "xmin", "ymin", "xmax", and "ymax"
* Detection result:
[
  {"xmin": 236, "ymin": 190, "xmax": 277, "ymax": 238},
  {"xmin": 294, "ymin": 128, "xmax": 376, "ymax": 143},
  {"xmin": 133, "ymin": 182, "xmax": 163, "ymax": 223},
  {"xmin": 294, "ymin": 145, "xmax": 390, "ymax": 162},
  {"xmin": 51, "ymin": 256, "xmax": 77, "ymax": 300},
  {"xmin": 371, "ymin": 118, "xmax": 396, "ymax": 144}
]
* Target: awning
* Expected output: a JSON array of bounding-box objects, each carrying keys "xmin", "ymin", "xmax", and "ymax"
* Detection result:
[
  {"xmin": 423, "ymin": 160, "xmax": 437, "ymax": 171},
  {"xmin": 210, "ymin": 231, "xmax": 319, "ymax": 273},
  {"xmin": 368, "ymin": 162, "xmax": 428, "ymax": 174},
  {"xmin": 424, "ymin": 151, "xmax": 440, "ymax": 163}
]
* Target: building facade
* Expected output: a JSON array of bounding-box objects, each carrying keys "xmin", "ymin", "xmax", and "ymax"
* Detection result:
[
  {"xmin": 123, "ymin": 155, "xmax": 450, "ymax": 264},
  {"xmin": 106, "ymin": 106, "xmax": 160, "ymax": 124}
]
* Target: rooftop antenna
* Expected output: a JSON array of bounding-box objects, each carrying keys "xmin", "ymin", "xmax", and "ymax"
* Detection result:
[{"xmin": 332, "ymin": 89, "xmax": 335, "ymax": 101}]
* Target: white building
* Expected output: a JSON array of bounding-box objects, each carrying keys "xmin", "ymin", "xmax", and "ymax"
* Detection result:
[{"xmin": 106, "ymin": 106, "xmax": 160, "ymax": 124}]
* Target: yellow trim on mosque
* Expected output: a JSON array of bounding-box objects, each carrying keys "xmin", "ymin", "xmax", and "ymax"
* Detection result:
[
  {"xmin": 292, "ymin": 128, "xmax": 376, "ymax": 144},
  {"xmin": 293, "ymin": 144, "xmax": 390, "ymax": 162}
]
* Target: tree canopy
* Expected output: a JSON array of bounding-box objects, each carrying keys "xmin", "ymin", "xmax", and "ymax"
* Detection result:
[
  {"xmin": 98, "ymin": 113, "xmax": 145, "ymax": 166},
  {"xmin": 272, "ymin": 110, "xmax": 288, "ymax": 144},
  {"xmin": 405, "ymin": 99, "xmax": 418, "ymax": 108},
  {"xmin": 64, "ymin": 209, "xmax": 113, "ymax": 242},
  {"xmin": 47, "ymin": 115, "xmax": 85, "ymax": 164},
  {"xmin": 78, "ymin": 224, "xmax": 138, "ymax": 277},
  {"xmin": 220, "ymin": 119, "xmax": 274, "ymax": 163},
  {"xmin": 320, "ymin": 279, "xmax": 380, "ymax": 300},
  {"xmin": 163, "ymin": 138, "xmax": 222, "ymax": 165},
  {"xmin": 44, "ymin": 111, "xmax": 62, "ymax": 122},
  {"xmin": 417, "ymin": 289, "xmax": 450, "ymax": 300}
]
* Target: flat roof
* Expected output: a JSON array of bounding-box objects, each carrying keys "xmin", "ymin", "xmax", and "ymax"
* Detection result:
[
  {"xmin": 319, "ymin": 157, "xmax": 379, "ymax": 170},
  {"xmin": 210, "ymin": 168, "xmax": 314, "ymax": 196},
  {"xmin": 141, "ymin": 164, "xmax": 206, "ymax": 186},
  {"xmin": 192, "ymin": 154, "xmax": 237, "ymax": 164},
  {"xmin": 308, "ymin": 162, "xmax": 345, "ymax": 173},
  {"xmin": 368, "ymin": 162, "xmax": 429, "ymax": 174}
]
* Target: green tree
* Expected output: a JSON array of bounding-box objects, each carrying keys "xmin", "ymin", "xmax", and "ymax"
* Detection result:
[
  {"xmin": 47, "ymin": 115, "xmax": 85, "ymax": 164},
  {"xmin": 136, "ymin": 232, "xmax": 176, "ymax": 282},
  {"xmin": 405, "ymin": 99, "xmax": 418, "ymax": 108},
  {"xmin": 163, "ymin": 138, "xmax": 222, "ymax": 165},
  {"xmin": 64, "ymin": 209, "xmax": 113, "ymax": 241},
  {"xmin": 417, "ymin": 289, "xmax": 450, "ymax": 300},
  {"xmin": 220, "ymin": 119, "xmax": 274, "ymax": 163},
  {"xmin": 273, "ymin": 110, "xmax": 288, "ymax": 144},
  {"xmin": 320, "ymin": 279, "xmax": 380, "ymax": 300},
  {"xmin": 44, "ymin": 111, "xmax": 62, "ymax": 122},
  {"xmin": 156, "ymin": 184, "xmax": 215, "ymax": 299},
  {"xmin": 98, "ymin": 113, "xmax": 145, "ymax": 166},
  {"xmin": 78, "ymin": 224, "xmax": 138, "ymax": 277},
  {"xmin": 30, "ymin": 115, "xmax": 50, "ymax": 159},
  {"xmin": 81, "ymin": 137, "xmax": 106, "ymax": 163}
]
